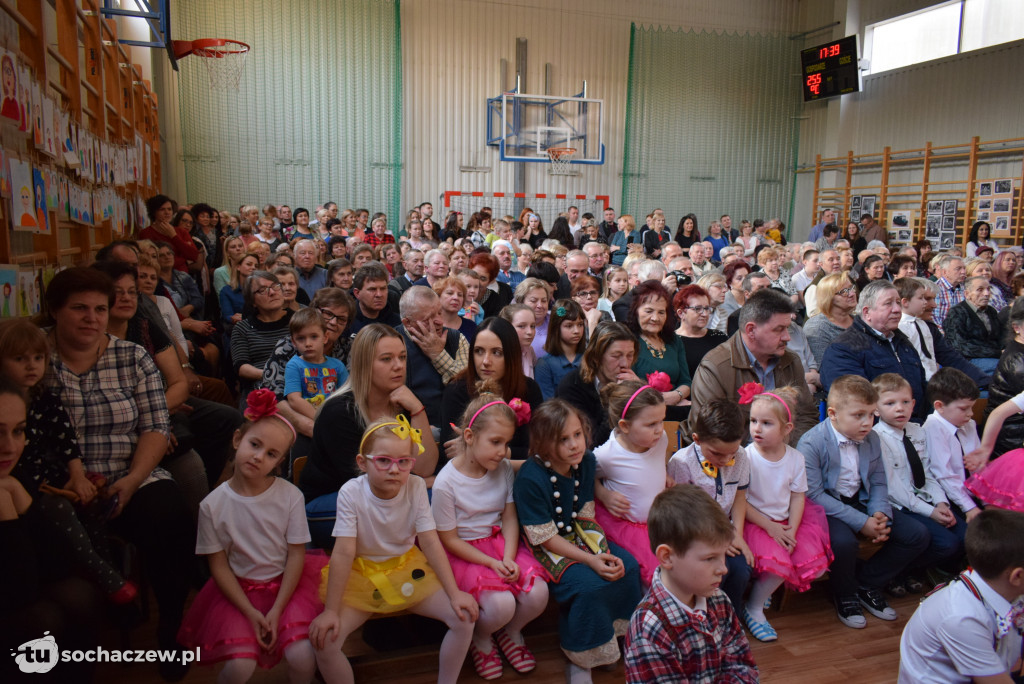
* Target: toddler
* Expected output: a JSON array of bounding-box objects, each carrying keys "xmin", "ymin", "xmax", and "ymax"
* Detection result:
[{"xmin": 284, "ymin": 308, "xmax": 349, "ymax": 419}]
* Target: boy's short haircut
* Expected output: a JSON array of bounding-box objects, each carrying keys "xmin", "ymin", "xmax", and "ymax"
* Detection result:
[
  {"xmin": 289, "ymin": 306, "xmax": 326, "ymax": 335},
  {"xmin": 928, "ymin": 367, "xmax": 980, "ymax": 405},
  {"xmin": 871, "ymin": 372, "xmax": 912, "ymax": 396},
  {"xmin": 648, "ymin": 485, "xmax": 734, "ymax": 554},
  {"xmin": 827, "ymin": 375, "xmax": 879, "ymax": 408},
  {"xmin": 894, "ymin": 276, "xmax": 929, "ymax": 301},
  {"xmin": 352, "ymin": 262, "xmax": 389, "ymax": 290},
  {"xmin": 965, "ymin": 508, "xmax": 1024, "ymax": 580},
  {"xmin": 691, "ymin": 398, "xmax": 744, "ymax": 443}
]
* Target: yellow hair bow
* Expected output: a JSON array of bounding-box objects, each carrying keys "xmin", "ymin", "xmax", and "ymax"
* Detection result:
[{"xmin": 358, "ymin": 414, "xmax": 425, "ymax": 456}]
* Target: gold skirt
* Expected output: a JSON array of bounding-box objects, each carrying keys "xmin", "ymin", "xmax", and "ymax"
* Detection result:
[{"xmin": 320, "ymin": 546, "xmax": 442, "ymax": 614}]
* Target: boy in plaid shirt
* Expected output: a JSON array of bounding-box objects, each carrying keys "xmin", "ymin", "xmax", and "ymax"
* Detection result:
[{"xmin": 625, "ymin": 485, "xmax": 758, "ymax": 683}]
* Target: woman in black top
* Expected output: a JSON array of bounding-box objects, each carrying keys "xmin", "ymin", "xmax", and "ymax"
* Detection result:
[{"xmin": 674, "ymin": 284, "xmax": 728, "ymax": 379}]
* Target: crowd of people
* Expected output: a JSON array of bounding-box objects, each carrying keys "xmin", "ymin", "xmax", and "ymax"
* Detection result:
[{"xmin": 3, "ymin": 197, "xmax": 1024, "ymax": 684}]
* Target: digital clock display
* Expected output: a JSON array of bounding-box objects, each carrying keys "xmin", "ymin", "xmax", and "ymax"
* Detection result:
[{"xmin": 800, "ymin": 35, "xmax": 861, "ymax": 102}]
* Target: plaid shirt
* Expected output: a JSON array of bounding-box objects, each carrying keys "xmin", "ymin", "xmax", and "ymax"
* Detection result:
[
  {"xmin": 933, "ymin": 277, "xmax": 964, "ymax": 331},
  {"xmin": 625, "ymin": 568, "xmax": 758, "ymax": 684},
  {"xmin": 364, "ymin": 232, "xmax": 396, "ymax": 248},
  {"xmin": 430, "ymin": 332, "xmax": 469, "ymax": 384},
  {"xmin": 43, "ymin": 335, "xmax": 171, "ymax": 486}
]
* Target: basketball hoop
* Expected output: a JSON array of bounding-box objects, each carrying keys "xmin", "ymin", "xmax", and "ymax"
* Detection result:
[
  {"xmin": 172, "ymin": 38, "xmax": 250, "ymax": 90},
  {"xmin": 546, "ymin": 147, "xmax": 577, "ymax": 175}
]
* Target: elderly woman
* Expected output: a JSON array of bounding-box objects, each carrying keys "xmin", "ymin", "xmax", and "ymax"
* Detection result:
[
  {"xmin": 609, "ymin": 214, "xmax": 640, "ymax": 266},
  {"xmin": 229, "ymin": 269, "xmax": 292, "ymax": 408},
  {"xmin": 301, "ymin": 324, "xmax": 437, "ymax": 548},
  {"xmin": 721, "ymin": 260, "xmax": 751, "ymax": 318},
  {"xmin": 514, "ymin": 277, "xmax": 552, "ymax": 359},
  {"xmin": 470, "ymin": 252, "xmax": 514, "ymax": 318},
  {"xmin": 627, "ymin": 281, "xmax": 691, "ymax": 417},
  {"xmin": 758, "ymin": 247, "xmax": 798, "ymax": 301},
  {"xmin": 855, "ymin": 254, "xmax": 887, "ymax": 293},
  {"xmin": 697, "ymin": 272, "xmax": 729, "ymax": 332},
  {"xmin": 571, "ymin": 274, "xmax": 610, "ymax": 336},
  {"xmin": 803, "ymin": 271, "xmax": 857, "ymax": 365},
  {"xmin": 433, "ymin": 275, "xmax": 477, "ymax": 339},
  {"xmin": 944, "ymin": 275, "xmax": 1005, "ymax": 374},
  {"xmin": 138, "ymin": 194, "xmax": 199, "ymax": 272},
  {"xmin": 674, "ymin": 284, "xmax": 728, "ymax": 380},
  {"xmin": 888, "ymin": 255, "xmax": 918, "ymax": 280},
  {"xmin": 41, "ymin": 267, "xmax": 194, "ymax": 663},
  {"xmin": 556, "ymin": 321, "xmax": 641, "ymax": 447}
]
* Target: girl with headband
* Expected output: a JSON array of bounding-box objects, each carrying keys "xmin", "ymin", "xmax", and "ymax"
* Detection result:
[
  {"xmin": 432, "ymin": 392, "xmax": 547, "ymax": 680},
  {"xmin": 310, "ymin": 415, "xmax": 478, "ymax": 684},
  {"xmin": 741, "ymin": 386, "xmax": 833, "ymax": 642},
  {"xmin": 178, "ymin": 389, "xmax": 330, "ymax": 682},
  {"xmin": 593, "ymin": 382, "xmax": 668, "ymax": 587}
]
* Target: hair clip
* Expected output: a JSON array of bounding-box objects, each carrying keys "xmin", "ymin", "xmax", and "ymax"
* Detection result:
[{"xmin": 556, "ymin": 306, "xmax": 567, "ymax": 317}]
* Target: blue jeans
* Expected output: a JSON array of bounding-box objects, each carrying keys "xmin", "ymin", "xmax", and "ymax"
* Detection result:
[
  {"xmin": 722, "ymin": 552, "xmax": 752, "ymax": 609},
  {"xmin": 970, "ymin": 357, "xmax": 1000, "ymax": 374},
  {"xmin": 305, "ymin": 493, "xmax": 338, "ymax": 550}
]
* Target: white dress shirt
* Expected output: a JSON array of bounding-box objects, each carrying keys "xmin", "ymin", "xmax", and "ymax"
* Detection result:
[
  {"xmin": 873, "ymin": 421, "xmax": 948, "ymax": 516},
  {"xmin": 830, "ymin": 422, "xmax": 862, "ymax": 498},
  {"xmin": 922, "ymin": 412, "xmax": 979, "ymax": 514},
  {"xmin": 899, "ymin": 313, "xmax": 938, "ymax": 380}
]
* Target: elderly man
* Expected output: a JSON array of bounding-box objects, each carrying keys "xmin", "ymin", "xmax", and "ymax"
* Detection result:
[
  {"xmin": 390, "ymin": 249, "xmax": 425, "ymax": 296},
  {"xmin": 555, "ymin": 249, "xmax": 591, "ymax": 299},
  {"xmin": 859, "ymin": 213, "xmax": 886, "ymax": 246},
  {"xmin": 415, "ymin": 248, "xmax": 451, "ymax": 289},
  {"xmin": 932, "ymin": 254, "xmax": 967, "ymax": 330},
  {"xmin": 397, "ymin": 286, "xmax": 469, "ymax": 426},
  {"xmin": 294, "ymin": 239, "xmax": 328, "ymax": 299},
  {"xmin": 809, "ymin": 208, "xmax": 836, "ymax": 243},
  {"xmin": 689, "ymin": 243, "xmax": 714, "ymax": 278},
  {"xmin": 351, "ymin": 262, "xmax": 401, "ymax": 333},
  {"xmin": 584, "ymin": 240, "xmax": 609, "ymax": 279},
  {"xmin": 820, "ymin": 279, "xmax": 927, "ymax": 420},
  {"xmin": 943, "ymin": 276, "xmax": 1004, "ymax": 374},
  {"xmin": 493, "ymin": 240, "xmax": 524, "ymax": 288},
  {"xmin": 660, "ymin": 242, "xmax": 683, "ymax": 266},
  {"xmin": 690, "ymin": 288, "xmax": 817, "ymax": 444}
]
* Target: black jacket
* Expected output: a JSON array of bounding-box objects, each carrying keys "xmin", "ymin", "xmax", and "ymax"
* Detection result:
[
  {"xmin": 943, "ymin": 301, "xmax": 1004, "ymax": 360},
  {"xmin": 986, "ymin": 338, "xmax": 1024, "ymax": 457},
  {"xmin": 926, "ymin": 320, "xmax": 991, "ymax": 388}
]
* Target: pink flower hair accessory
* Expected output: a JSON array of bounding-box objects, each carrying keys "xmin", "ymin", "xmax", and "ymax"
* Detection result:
[
  {"xmin": 737, "ymin": 381, "xmax": 765, "ymax": 405},
  {"xmin": 507, "ymin": 398, "xmax": 531, "ymax": 426},
  {"xmin": 645, "ymin": 371, "xmax": 672, "ymax": 393},
  {"xmin": 243, "ymin": 388, "xmax": 297, "ymax": 442}
]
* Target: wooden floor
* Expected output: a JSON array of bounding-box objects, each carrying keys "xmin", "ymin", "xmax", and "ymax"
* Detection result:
[{"xmin": 95, "ymin": 583, "xmax": 917, "ymax": 683}]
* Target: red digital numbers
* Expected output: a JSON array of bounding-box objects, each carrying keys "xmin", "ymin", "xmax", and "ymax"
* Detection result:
[
  {"xmin": 819, "ymin": 44, "xmax": 842, "ymax": 59},
  {"xmin": 806, "ymin": 73, "xmax": 822, "ymax": 95}
]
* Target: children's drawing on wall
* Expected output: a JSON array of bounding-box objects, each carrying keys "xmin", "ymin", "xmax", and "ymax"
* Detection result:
[
  {"xmin": 0, "ymin": 265, "xmax": 16, "ymax": 318},
  {"xmin": 18, "ymin": 269, "xmax": 39, "ymax": 316},
  {"xmin": 32, "ymin": 166, "xmax": 49, "ymax": 235},
  {"xmin": 16, "ymin": 62, "xmax": 30, "ymax": 134},
  {"xmin": 0, "ymin": 49, "xmax": 20, "ymax": 126},
  {"xmin": 42, "ymin": 94, "xmax": 54, "ymax": 157},
  {"xmin": 9, "ymin": 158, "xmax": 35, "ymax": 231},
  {"xmin": 31, "ymin": 81, "xmax": 42, "ymax": 148}
]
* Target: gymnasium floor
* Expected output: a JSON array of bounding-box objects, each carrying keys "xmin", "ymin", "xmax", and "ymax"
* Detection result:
[{"xmin": 97, "ymin": 583, "xmax": 917, "ymax": 682}]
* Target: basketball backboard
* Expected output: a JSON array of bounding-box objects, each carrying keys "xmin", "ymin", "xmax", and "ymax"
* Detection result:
[
  {"xmin": 101, "ymin": 0, "xmax": 178, "ymax": 70},
  {"xmin": 486, "ymin": 86, "xmax": 605, "ymax": 165}
]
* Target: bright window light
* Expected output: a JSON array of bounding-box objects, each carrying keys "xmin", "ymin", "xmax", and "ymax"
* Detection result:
[
  {"xmin": 962, "ymin": 0, "xmax": 1024, "ymax": 51},
  {"xmin": 868, "ymin": 3, "xmax": 962, "ymax": 74}
]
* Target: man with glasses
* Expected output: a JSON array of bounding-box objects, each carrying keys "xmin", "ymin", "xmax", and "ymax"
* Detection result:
[
  {"xmin": 584, "ymin": 241, "xmax": 609, "ymax": 280},
  {"xmin": 493, "ymin": 240, "xmax": 524, "ymax": 288}
]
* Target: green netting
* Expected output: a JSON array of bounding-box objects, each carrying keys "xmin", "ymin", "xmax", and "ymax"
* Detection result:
[
  {"xmin": 173, "ymin": 0, "xmax": 402, "ymax": 227},
  {"xmin": 622, "ymin": 24, "xmax": 801, "ymax": 235}
]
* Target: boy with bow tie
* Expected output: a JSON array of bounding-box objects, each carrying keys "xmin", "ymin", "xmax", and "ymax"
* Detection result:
[
  {"xmin": 798, "ymin": 375, "xmax": 929, "ymax": 629},
  {"xmin": 899, "ymin": 508, "xmax": 1024, "ymax": 683}
]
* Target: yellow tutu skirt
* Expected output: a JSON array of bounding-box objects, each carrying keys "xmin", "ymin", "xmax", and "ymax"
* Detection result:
[{"xmin": 320, "ymin": 546, "xmax": 441, "ymax": 614}]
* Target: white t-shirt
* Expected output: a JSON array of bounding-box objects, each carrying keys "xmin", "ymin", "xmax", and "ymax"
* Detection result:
[
  {"xmin": 332, "ymin": 475, "xmax": 435, "ymax": 562},
  {"xmin": 744, "ymin": 443, "xmax": 808, "ymax": 521},
  {"xmin": 594, "ymin": 431, "xmax": 668, "ymax": 522},
  {"xmin": 196, "ymin": 478, "xmax": 310, "ymax": 581},
  {"xmin": 899, "ymin": 570, "xmax": 1021, "ymax": 683},
  {"xmin": 431, "ymin": 459, "xmax": 515, "ymax": 541}
]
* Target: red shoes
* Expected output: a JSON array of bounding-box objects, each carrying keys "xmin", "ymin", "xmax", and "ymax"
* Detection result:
[
  {"xmin": 469, "ymin": 640, "xmax": 503, "ymax": 680},
  {"xmin": 494, "ymin": 628, "xmax": 537, "ymax": 674}
]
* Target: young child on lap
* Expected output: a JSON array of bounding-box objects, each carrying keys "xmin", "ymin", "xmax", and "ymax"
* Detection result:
[
  {"xmin": 667, "ymin": 398, "xmax": 753, "ymax": 610},
  {"xmin": 899, "ymin": 508, "xmax": 1024, "ymax": 683},
  {"xmin": 797, "ymin": 375, "xmax": 929, "ymax": 629},
  {"xmin": 624, "ymin": 484, "xmax": 758, "ymax": 684}
]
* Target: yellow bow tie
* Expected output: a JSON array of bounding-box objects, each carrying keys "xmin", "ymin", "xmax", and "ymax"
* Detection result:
[{"xmin": 701, "ymin": 459, "xmax": 735, "ymax": 479}]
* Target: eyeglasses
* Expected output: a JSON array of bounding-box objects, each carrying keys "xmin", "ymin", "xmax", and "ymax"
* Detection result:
[
  {"xmin": 685, "ymin": 305, "xmax": 715, "ymax": 314},
  {"xmin": 318, "ymin": 308, "xmax": 347, "ymax": 325},
  {"xmin": 574, "ymin": 290, "xmax": 599, "ymax": 298},
  {"xmin": 838, "ymin": 287, "xmax": 856, "ymax": 296},
  {"xmin": 253, "ymin": 284, "xmax": 283, "ymax": 296},
  {"xmin": 365, "ymin": 454, "xmax": 417, "ymax": 472},
  {"xmin": 114, "ymin": 288, "xmax": 138, "ymax": 299}
]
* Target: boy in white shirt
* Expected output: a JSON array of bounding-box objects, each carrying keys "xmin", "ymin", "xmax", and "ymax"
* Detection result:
[
  {"xmin": 872, "ymin": 373, "xmax": 966, "ymax": 595},
  {"xmin": 899, "ymin": 508, "xmax": 1024, "ymax": 684},
  {"xmin": 922, "ymin": 368, "xmax": 982, "ymax": 522}
]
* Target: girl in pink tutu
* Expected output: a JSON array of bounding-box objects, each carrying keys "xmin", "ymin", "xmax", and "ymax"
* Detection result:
[
  {"xmin": 308, "ymin": 416, "xmax": 478, "ymax": 684},
  {"xmin": 964, "ymin": 389, "xmax": 1024, "ymax": 511},
  {"xmin": 178, "ymin": 389, "xmax": 329, "ymax": 683},
  {"xmin": 432, "ymin": 391, "xmax": 549, "ymax": 680},
  {"xmin": 593, "ymin": 381, "xmax": 668, "ymax": 587},
  {"xmin": 741, "ymin": 386, "xmax": 833, "ymax": 642}
]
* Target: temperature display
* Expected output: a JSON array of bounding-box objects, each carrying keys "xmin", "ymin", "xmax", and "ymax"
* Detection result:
[{"xmin": 800, "ymin": 35, "xmax": 860, "ymax": 102}]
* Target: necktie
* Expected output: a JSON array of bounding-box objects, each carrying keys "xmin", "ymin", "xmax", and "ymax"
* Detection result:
[
  {"xmin": 902, "ymin": 432, "xmax": 926, "ymax": 489},
  {"xmin": 914, "ymin": 321, "xmax": 932, "ymax": 359}
]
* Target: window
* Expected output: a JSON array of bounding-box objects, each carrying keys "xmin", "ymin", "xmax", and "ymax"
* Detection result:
[{"xmin": 867, "ymin": 0, "xmax": 1024, "ymax": 75}]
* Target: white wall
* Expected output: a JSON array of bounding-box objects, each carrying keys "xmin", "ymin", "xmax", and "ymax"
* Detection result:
[{"xmin": 400, "ymin": 0, "xmax": 800, "ymax": 215}]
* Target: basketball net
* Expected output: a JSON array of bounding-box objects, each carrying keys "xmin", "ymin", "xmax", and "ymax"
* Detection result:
[
  {"xmin": 546, "ymin": 147, "xmax": 577, "ymax": 175},
  {"xmin": 185, "ymin": 39, "xmax": 250, "ymax": 91}
]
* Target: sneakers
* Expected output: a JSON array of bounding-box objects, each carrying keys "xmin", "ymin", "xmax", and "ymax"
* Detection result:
[
  {"xmin": 857, "ymin": 586, "xmax": 898, "ymax": 621},
  {"xmin": 835, "ymin": 596, "xmax": 867, "ymax": 629},
  {"xmin": 904, "ymin": 576, "xmax": 926, "ymax": 594},
  {"xmin": 884, "ymin": 578, "xmax": 907, "ymax": 598}
]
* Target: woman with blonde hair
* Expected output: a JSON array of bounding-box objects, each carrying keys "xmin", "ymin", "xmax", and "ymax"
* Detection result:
[
  {"xmin": 758, "ymin": 246, "xmax": 797, "ymax": 300},
  {"xmin": 514, "ymin": 277, "xmax": 553, "ymax": 358},
  {"xmin": 212, "ymin": 235, "xmax": 246, "ymax": 294},
  {"xmin": 803, "ymin": 271, "xmax": 856, "ymax": 364},
  {"xmin": 608, "ymin": 214, "xmax": 639, "ymax": 266},
  {"xmin": 697, "ymin": 272, "xmax": 729, "ymax": 332}
]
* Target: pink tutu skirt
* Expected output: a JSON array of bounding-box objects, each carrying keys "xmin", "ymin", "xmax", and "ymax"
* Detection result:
[
  {"xmin": 178, "ymin": 550, "xmax": 329, "ymax": 668},
  {"xmin": 594, "ymin": 502, "xmax": 656, "ymax": 588},
  {"xmin": 742, "ymin": 500, "xmax": 833, "ymax": 592},
  {"xmin": 447, "ymin": 527, "xmax": 548, "ymax": 600},
  {"xmin": 967, "ymin": 448, "xmax": 1024, "ymax": 512}
]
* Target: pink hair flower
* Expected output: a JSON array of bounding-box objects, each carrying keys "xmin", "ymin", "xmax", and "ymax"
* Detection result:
[
  {"xmin": 738, "ymin": 381, "xmax": 765, "ymax": 405},
  {"xmin": 507, "ymin": 398, "xmax": 531, "ymax": 426},
  {"xmin": 646, "ymin": 371, "xmax": 673, "ymax": 393}
]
